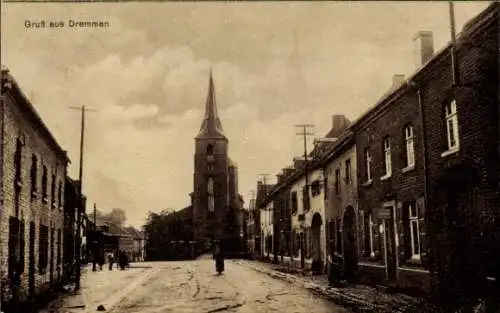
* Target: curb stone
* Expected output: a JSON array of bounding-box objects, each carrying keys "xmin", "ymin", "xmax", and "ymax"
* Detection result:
[{"xmin": 237, "ymin": 261, "xmax": 403, "ymax": 313}]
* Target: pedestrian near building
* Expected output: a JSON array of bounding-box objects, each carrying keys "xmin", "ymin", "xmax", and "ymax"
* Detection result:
[
  {"xmin": 107, "ymin": 253, "xmax": 114, "ymax": 271},
  {"xmin": 328, "ymin": 252, "xmax": 344, "ymax": 287}
]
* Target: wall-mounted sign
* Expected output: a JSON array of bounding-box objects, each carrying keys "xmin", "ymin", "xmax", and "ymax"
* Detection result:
[{"xmin": 378, "ymin": 208, "xmax": 392, "ymax": 219}]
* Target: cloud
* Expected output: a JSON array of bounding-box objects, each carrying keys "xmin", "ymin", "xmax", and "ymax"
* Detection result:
[{"xmin": 2, "ymin": 2, "xmax": 490, "ymax": 227}]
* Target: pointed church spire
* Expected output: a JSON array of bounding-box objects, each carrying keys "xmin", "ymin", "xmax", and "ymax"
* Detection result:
[{"xmin": 197, "ymin": 70, "xmax": 226, "ymax": 139}]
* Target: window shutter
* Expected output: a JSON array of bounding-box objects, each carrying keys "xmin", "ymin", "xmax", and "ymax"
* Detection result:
[
  {"xmin": 329, "ymin": 220, "xmax": 336, "ymax": 254},
  {"xmin": 417, "ymin": 197, "xmax": 425, "ymax": 218},
  {"xmin": 358, "ymin": 211, "xmax": 365, "ymax": 256},
  {"xmin": 417, "ymin": 197, "xmax": 427, "ymax": 266},
  {"xmin": 401, "ymin": 203, "xmax": 411, "ymax": 261},
  {"xmin": 396, "ymin": 203, "xmax": 405, "ymax": 264}
]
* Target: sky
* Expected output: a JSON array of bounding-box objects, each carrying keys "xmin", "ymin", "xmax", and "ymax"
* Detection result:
[{"xmin": 1, "ymin": 1, "xmax": 490, "ymax": 229}]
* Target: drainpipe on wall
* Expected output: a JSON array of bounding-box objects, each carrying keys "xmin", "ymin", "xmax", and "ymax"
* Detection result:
[
  {"xmin": 449, "ymin": 1, "xmax": 461, "ymax": 87},
  {"xmin": 416, "ymin": 86, "xmax": 430, "ymax": 269}
]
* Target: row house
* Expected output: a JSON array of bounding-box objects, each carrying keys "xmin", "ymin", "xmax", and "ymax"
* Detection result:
[
  {"xmin": 259, "ymin": 198, "xmax": 273, "ymax": 258},
  {"xmin": 1, "ymin": 68, "xmax": 70, "ymax": 309},
  {"xmin": 120, "ymin": 227, "xmax": 146, "ymax": 262},
  {"xmin": 286, "ymin": 162, "xmax": 326, "ymax": 270},
  {"xmin": 319, "ymin": 130, "xmax": 358, "ymax": 281},
  {"xmin": 254, "ymin": 181, "xmax": 273, "ymax": 258},
  {"xmin": 351, "ymin": 1, "xmax": 498, "ymax": 302},
  {"xmin": 254, "ymin": 3, "xmax": 498, "ymax": 304},
  {"xmin": 256, "ymin": 115, "xmax": 351, "ymax": 271},
  {"xmin": 260, "ymin": 163, "xmax": 310, "ymax": 266},
  {"xmin": 245, "ymin": 198, "xmax": 256, "ymax": 258},
  {"xmin": 353, "ymin": 70, "xmax": 429, "ymax": 290},
  {"xmin": 417, "ymin": 3, "xmax": 498, "ymax": 305}
]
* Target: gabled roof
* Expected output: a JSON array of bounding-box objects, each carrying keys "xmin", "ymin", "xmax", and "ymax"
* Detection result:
[
  {"xmin": 258, "ymin": 1, "xmax": 499, "ymax": 211},
  {"xmin": 196, "ymin": 71, "xmax": 227, "ymax": 140},
  {"xmin": 256, "ymin": 183, "xmax": 275, "ymax": 209},
  {"xmin": 1, "ymin": 68, "xmax": 70, "ymax": 164},
  {"xmin": 124, "ymin": 226, "xmax": 144, "ymax": 239},
  {"xmin": 351, "ymin": 1, "xmax": 498, "ymax": 130}
]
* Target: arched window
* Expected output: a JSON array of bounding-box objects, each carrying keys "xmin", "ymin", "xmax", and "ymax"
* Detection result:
[
  {"xmin": 207, "ymin": 178, "xmax": 214, "ymax": 195},
  {"xmin": 207, "ymin": 177, "xmax": 215, "ymax": 212}
]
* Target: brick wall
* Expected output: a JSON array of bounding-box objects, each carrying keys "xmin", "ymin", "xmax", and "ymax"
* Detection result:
[
  {"xmin": 419, "ymin": 5, "xmax": 499, "ymax": 301},
  {"xmin": 1, "ymin": 86, "xmax": 67, "ymax": 304},
  {"xmin": 193, "ymin": 138, "xmax": 229, "ymax": 241},
  {"xmin": 355, "ymin": 84, "xmax": 427, "ymax": 273}
]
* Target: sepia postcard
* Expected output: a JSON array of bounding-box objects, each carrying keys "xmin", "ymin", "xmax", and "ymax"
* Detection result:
[{"xmin": 0, "ymin": 1, "xmax": 499, "ymax": 313}]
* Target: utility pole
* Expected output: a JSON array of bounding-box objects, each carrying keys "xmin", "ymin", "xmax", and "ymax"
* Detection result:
[
  {"xmin": 92, "ymin": 203, "xmax": 97, "ymax": 272},
  {"xmin": 448, "ymin": 1, "xmax": 460, "ymax": 86},
  {"xmin": 70, "ymin": 105, "xmax": 96, "ymax": 291},
  {"xmin": 258, "ymin": 174, "xmax": 270, "ymax": 188},
  {"xmin": 296, "ymin": 124, "xmax": 314, "ymax": 269}
]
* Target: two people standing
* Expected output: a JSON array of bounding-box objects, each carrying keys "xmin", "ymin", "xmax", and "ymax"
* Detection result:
[{"xmin": 106, "ymin": 250, "xmax": 129, "ymax": 271}]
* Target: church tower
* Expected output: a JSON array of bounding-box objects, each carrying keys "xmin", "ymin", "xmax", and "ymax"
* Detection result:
[{"xmin": 193, "ymin": 71, "xmax": 230, "ymax": 245}]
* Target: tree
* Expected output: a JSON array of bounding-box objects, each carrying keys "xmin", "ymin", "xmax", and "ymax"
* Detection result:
[
  {"xmin": 143, "ymin": 209, "xmax": 194, "ymax": 261},
  {"xmin": 106, "ymin": 208, "xmax": 126, "ymax": 225}
]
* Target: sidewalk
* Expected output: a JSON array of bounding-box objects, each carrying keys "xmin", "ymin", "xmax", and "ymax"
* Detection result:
[
  {"xmin": 236, "ymin": 260, "xmax": 427, "ymax": 313},
  {"xmin": 41, "ymin": 263, "xmax": 155, "ymax": 313}
]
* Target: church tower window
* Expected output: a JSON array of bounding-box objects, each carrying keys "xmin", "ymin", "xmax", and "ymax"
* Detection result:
[{"xmin": 207, "ymin": 177, "xmax": 215, "ymax": 212}]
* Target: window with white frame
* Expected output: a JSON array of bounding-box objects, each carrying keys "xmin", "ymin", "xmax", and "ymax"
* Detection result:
[
  {"xmin": 445, "ymin": 100, "xmax": 459, "ymax": 151},
  {"xmin": 404, "ymin": 125, "xmax": 415, "ymax": 168},
  {"xmin": 364, "ymin": 148, "xmax": 372, "ymax": 181},
  {"xmin": 409, "ymin": 203, "xmax": 421, "ymax": 258},
  {"xmin": 382, "ymin": 137, "xmax": 392, "ymax": 177}
]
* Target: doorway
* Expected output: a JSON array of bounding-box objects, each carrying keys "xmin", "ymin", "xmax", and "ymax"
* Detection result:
[
  {"xmin": 343, "ymin": 206, "xmax": 358, "ymax": 281},
  {"xmin": 311, "ymin": 213, "xmax": 323, "ymax": 273},
  {"xmin": 383, "ymin": 206, "xmax": 397, "ymax": 281}
]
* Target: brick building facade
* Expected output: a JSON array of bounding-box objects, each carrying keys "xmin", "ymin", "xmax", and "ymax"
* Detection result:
[
  {"xmin": 352, "ymin": 71, "xmax": 430, "ymax": 290},
  {"xmin": 413, "ymin": 3, "xmax": 499, "ymax": 307},
  {"xmin": 1, "ymin": 68, "xmax": 69, "ymax": 309},
  {"xmin": 255, "ymin": 3, "xmax": 499, "ymax": 305}
]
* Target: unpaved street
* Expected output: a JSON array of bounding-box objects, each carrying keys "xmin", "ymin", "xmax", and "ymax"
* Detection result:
[{"xmin": 106, "ymin": 257, "xmax": 351, "ymax": 313}]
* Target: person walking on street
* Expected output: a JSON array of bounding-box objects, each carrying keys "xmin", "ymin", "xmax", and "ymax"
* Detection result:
[{"xmin": 107, "ymin": 253, "xmax": 114, "ymax": 271}]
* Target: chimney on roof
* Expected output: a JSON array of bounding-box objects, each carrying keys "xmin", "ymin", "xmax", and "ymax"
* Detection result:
[
  {"xmin": 392, "ymin": 74, "xmax": 405, "ymax": 88},
  {"xmin": 413, "ymin": 31, "xmax": 434, "ymax": 68},
  {"xmin": 283, "ymin": 167, "xmax": 295, "ymax": 177},
  {"xmin": 330, "ymin": 115, "xmax": 350, "ymax": 138},
  {"xmin": 276, "ymin": 174, "xmax": 284, "ymax": 184},
  {"xmin": 293, "ymin": 157, "xmax": 306, "ymax": 170}
]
